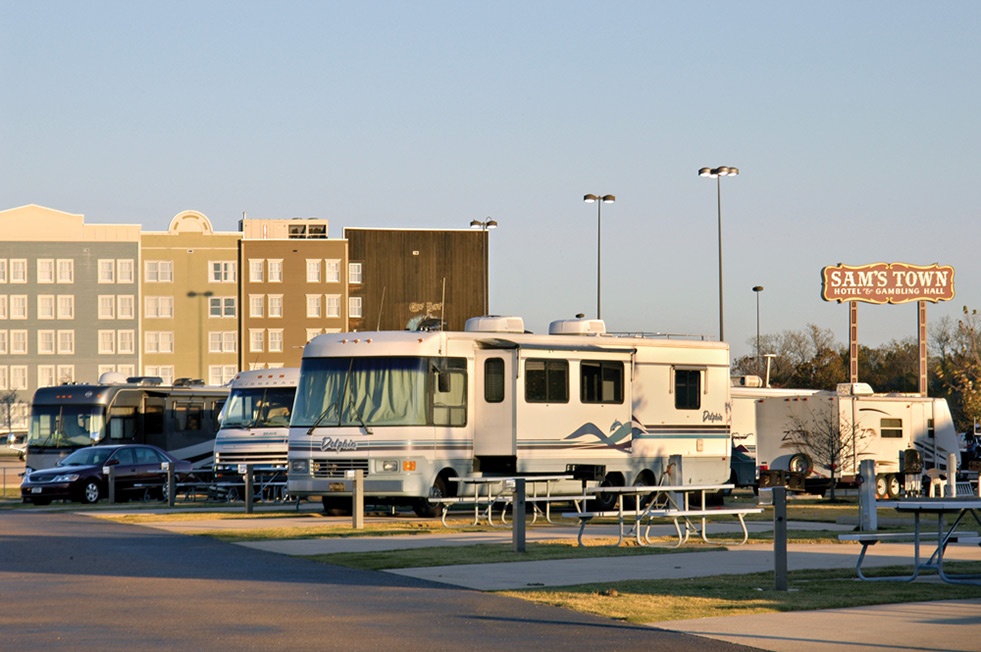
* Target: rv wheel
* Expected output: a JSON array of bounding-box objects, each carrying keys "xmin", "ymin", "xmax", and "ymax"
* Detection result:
[
  {"xmin": 788, "ymin": 453, "xmax": 812, "ymax": 476},
  {"xmin": 886, "ymin": 474, "xmax": 902, "ymax": 499},
  {"xmin": 874, "ymin": 474, "xmax": 888, "ymax": 499},
  {"xmin": 413, "ymin": 475, "xmax": 448, "ymax": 518}
]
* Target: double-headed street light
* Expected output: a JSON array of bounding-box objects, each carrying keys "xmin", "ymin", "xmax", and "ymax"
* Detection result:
[
  {"xmin": 698, "ymin": 166, "xmax": 739, "ymax": 341},
  {"xmin": 470, "ymin": 218, "xmax": 498, "ymax": 315},
  {"xmin": 583, "ymin": 194, "xmax": 615, "ymax": 320},
  {"xmin": 753, "ymin": 285, "xmax": 764, "ymax": 371}
]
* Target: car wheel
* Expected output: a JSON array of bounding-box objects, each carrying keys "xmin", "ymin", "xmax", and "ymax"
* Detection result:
[{"xmin": 79, "ymin": 480, "xmax": 102, "ymax": 504}]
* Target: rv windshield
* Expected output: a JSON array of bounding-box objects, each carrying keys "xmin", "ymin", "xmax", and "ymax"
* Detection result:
[
  {"xmin": 294, "ymin": 356, "xmax": 429, "ymax": 428},
  {"xmin": 221, "ymin": 387, "xmax": 296, "ymax": 429},
  {"xmin": 28, "ymin": 406, "xmax": 107, "ymax": 449}
]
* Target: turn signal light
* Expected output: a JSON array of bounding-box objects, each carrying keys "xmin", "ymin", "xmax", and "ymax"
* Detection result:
[{"xmin": 403, "ymin": 461, "xmax": 416, "ymax": 471}]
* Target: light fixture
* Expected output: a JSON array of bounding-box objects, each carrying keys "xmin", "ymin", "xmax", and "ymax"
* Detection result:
[
  {"xmin": 583, "ymin": 194, "xmax": 615, "ymax": 319},
  {"xmin": 698, "ymin": 166, "xmax": 739, "ymax": 341}
]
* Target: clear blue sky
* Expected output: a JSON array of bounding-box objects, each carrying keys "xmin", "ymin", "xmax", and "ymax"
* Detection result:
[{"xmin": 3, "ymin": 1, "xmax": 979, "ymax": 360}]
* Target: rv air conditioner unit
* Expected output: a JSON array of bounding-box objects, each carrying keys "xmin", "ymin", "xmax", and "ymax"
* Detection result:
[
  {"xmin": 548, "ymin": 318, "xmax": 606, "ymax": 335},
  {"xmin": 465, "ymin": 316, "xmax": 526, "ymax": 333}
]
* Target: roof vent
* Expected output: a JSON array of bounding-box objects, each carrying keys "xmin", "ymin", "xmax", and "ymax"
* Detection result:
[
  {"xmin": 836, "ymin": 382, "xmax": 875, "ymax": 396},
  {"xmin": 98, "ymin": 371, "xmax": 128, "ymax": 385},
  {"xmin": 465, "ymin": 316, "xmax": 525, "ymax": 333},
  {"xmin": 548, "ymin": 318, "xmax": 606, "ymax": 335}
]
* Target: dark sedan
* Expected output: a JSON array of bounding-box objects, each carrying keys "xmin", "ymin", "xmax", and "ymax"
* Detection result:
[{"xmin": 21, "ymin": 444, "xmax": 192, "ymax": 505}]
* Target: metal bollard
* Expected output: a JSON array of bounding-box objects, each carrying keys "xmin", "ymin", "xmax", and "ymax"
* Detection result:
[
  {"xmin": 245, "ymin": 464, "xmax": 254, "ymax": 514},
  {"xmin": 167, "ymin": 462, "xmax": 176, "ymax": 507},
  {"xmin": 106, "ymin": 465, "xmax": 116, "ymax": 504},
  {"xmin": 351, "ymin": 469, "xmax": 364, "ymax": 529},
  {"xmin": 512, "ymin": 478, "xmax": 526, "ymax": 553},
  {"xmin": 858, "ymin": 459, "xmax": 877, "ymax": 531},
  {"xmin": 947, "ymin": 452, "xmax": 957, "ymax": 497},
  {"xmin": 773, "ymin": 486, "xmax": 787, "ymax": 591}
]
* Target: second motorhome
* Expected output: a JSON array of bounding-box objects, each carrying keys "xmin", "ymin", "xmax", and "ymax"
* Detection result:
[
  {"xmin": 731, "ymin": 380, "xmax": 960, "ymax": 497},
  {"xmin": 288, "ymin": 316, "xmax": 732, "ymax": 516}
]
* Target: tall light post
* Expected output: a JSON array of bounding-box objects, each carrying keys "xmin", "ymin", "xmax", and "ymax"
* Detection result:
[
  {"xmin": 470, "ymin": 218, "xmax": 497, "ymax": 315},
  {"xmin": 753, "ymin": 285, "xmax": 764, "ymax": 372},
  {"xmin": 698, "ymin": 166, "xmax": 739, "ymax": 341},
  {"xmin": 583, "ymin": 194, "xmax": 615, "ymax": 319}
]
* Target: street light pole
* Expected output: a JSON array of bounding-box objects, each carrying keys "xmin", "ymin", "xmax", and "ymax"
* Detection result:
[
  {"xmin": 753, "ymin": 285, "xmax": 764, "ymax": 373},
  {"xmin": 583, "ymin": 194, "xmax": 615, "ymax": 320},
  {"xmin": 698, "ymin": 167, "xmax": 739, "ymax": 341},
  {"xmin": 469, "ymin": 218, "xmax": 497, "ymax": 315}
]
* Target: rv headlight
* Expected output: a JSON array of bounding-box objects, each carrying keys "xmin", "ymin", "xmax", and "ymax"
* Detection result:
[
  {"xmin": 290, "ymin": 459, "xmax": 309, "ymax": 474},
  {"xmin": 381, "ymin": 460, "xmax": 399, "ymax": 473}
]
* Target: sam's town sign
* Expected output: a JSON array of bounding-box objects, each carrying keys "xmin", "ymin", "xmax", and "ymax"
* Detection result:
[{"xmin": 821, "ymin": 262, "xmax": 955, "ymax": 304}]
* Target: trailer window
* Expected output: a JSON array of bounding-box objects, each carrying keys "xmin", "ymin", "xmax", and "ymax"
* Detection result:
[
  {"xmin": 175, "ymin": 403, "xmax": 203, "ymax": 431},
  {"xmin": 484, "ymin": 358, "xmax": 505, "ymax": 403},
  {"xmin": 432, "ymin": 359, "xmax": 467, "ymax": 426},
  {"xmin": 108, "ymin": 406, "xmax": 138, "ymax": 440},
  {"xmin": 525, "ymin": 359, "xmax": 568, "ymax": 403},
  {"xmin": 581, "ymin": 361, "xmax": 623, "ymax": 404},
  {"xmin": 881, "ymin": 418, "xmax": 903, "ymax": 438},
  {"xmin": 144, "ymin": 398, "xmax": 165, "ymax": 435},
  {"xmin": 674, "ymin": 369, "xmax": 701, "ymax": 410}
]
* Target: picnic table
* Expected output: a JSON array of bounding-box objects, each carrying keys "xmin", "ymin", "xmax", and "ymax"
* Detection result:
[
  {"xmin": 840, "ymin": 498, "xmax": 981, "ymax": 584},
  {"xmin": 439, "ymin": 474, "xmax": 580, "ymax": 527},
  {"xmin": 565, "ymin": 483, "xmax": 762, "ymax": 547}
]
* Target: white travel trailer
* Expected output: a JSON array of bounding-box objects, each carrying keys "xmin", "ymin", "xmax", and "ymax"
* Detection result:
[
  {"xmin": 287, "ymin": 316, "xmax": 732, "ymax": 516},
  {"xmin": 730, "ymin": 381, "xmax": 960, "ymax": 497},
  {"xmin": 214, "ymin": 368, "xmax": 299, "ymax": 496}
]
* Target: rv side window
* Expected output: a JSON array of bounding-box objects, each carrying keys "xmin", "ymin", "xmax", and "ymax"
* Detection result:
[
  {"xmin": 927, "ymin": 418, "xmax": 934, "ymax": 439},
  {"xmin": 175, "ymin": 403, "xmax": 203, "ymax": 431},
  {"xmin": 431, "ymin": 358, "xmax": 467, "ymax": 427},
  {"xmin": 881, "ymin": 418, "xmax": 903, "ymax": 438},
  {"xmin": 144, "ymin": 398, "xmax": 165, "ymax": 435},
  {"xmin": 674, "ymin": 369, "xmax": 701, "ymax": 410},
  {"xmin": 484, "ymin": 358, "xmax": 505, "ymax": 403},
  {"xmin": 581, "ymin": 361, "xmax": 623, "ymax": 404},
  {"xmin": 525, "ymin": 359, "xmax": 569, "ymax": 403},
  {"xmin": 108, "ymin": 407, "xmax": 138, "ymax": 440}
]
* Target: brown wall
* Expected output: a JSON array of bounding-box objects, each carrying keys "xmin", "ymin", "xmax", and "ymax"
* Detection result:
[{"xmin": 345, "ymin": 229, "xmax": 486, "ymax": 332}]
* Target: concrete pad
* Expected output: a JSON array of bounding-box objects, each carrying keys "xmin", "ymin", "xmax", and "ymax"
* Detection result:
[{"xmin": 653, "ymin": 598, "xmax": 981, "ymax": 652}]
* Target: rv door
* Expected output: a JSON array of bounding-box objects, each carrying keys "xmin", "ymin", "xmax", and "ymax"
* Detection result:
[{"xmin": 473, "ymin": 350, "xmax": 517, "ymax": 458}]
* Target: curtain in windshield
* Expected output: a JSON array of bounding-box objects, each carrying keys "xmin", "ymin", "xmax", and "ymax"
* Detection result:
[{"xmin": 295, "ymin": 357, "xmax": 428, "ymax": 427}]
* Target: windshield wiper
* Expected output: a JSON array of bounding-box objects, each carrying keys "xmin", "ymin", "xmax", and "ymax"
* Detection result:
[
  {"xmin": 305, "ymin": 401, "xmax": 338, "ymax": 436},
  {"xmin": 347, "ymin": 394, "xmax": 373, "ymax": 435}
]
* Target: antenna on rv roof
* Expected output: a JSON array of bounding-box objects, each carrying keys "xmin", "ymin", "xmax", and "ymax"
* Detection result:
[{"xmin": 440, "ymin": 278, "xmax": 446, "ymax": 331}]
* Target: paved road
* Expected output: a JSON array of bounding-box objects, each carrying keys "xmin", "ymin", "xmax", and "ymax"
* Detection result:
[{"xmin": 0, "ymin": 510, "xmax": 761, "ymax": 651}]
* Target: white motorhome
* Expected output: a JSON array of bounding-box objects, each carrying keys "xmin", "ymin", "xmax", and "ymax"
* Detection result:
[
  {"xmin": 287, "ymin": 316, "xmax": 732, "ymax": 516},
  {"xmin": 731, "ymin": 381, "xmax": 960, "ymax": 497},
  {"xmin": 214, "ymin": 368, "xmax": 299, "ymax": 496}
]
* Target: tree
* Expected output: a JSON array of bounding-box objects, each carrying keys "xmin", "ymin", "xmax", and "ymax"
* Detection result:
[
  {"xmin": 732, "ymin": 324, "xmax": 847, "ymax": 390},
  {"xmin": 783, "ymin": 401, "xmax": 870, "ymax": 501},
  {"xmin": 933, "ymin": 306, "xmax": 981, "ymax": 432},
  {"xmin": 0, "ymin": 389, "xmax": 22, "ymax": 433}
]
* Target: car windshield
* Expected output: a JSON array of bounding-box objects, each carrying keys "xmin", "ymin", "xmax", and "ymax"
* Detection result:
[{"xmin": 58, "ymin": 447, "xmax": 116, "ymax": 467}]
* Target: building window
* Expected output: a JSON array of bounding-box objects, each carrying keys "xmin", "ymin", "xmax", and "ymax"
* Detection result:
[
  {"xmin": 210, "ymin": 331, "xmax": 237, "ymax": 353},
  {"xmin": 57, "ymin": 295, "xmax": 74, "ymax": 320},
  {"xmin": 10, "ymin": 296, "xmax": 27, "ymax": 320},
  {"xmin": 209, "ymin": 297, "xmax": 236, "ymax": 318},
  {"xmin": 117, "ymin": 330, "xmax": 135, "ymax": 355},
  {"xmin": 57, "ymin": 330, "xmax": 74, "ymax": 355},
  {"xmin": 524, "ymin": 359, "xmax": 569, "ymax": 403},
  {"xmin": 98, "ymin": 296, "xmax": 116, "ymax": 319},
  {"xmin": 37, "ymin": 330, "xmax": 55, "ymax": 355},
  {"xmin": 118, "ymin": 296, "xmax": 135, "ymax": 320},
  {"xmin": 37, "ymin": 296, "xmax": 55, "ymax": 320},
  {"xmin": 0, "ymin": 366, "xmax": 6, "ymax": 389},
  {"xmin": 349, "ymin": 262, "xmax": 362, "ymax": 284},
  {"xmin": 250, "ymin": 330, "xmax": 264, "ymax": 353},
  {"xmin": 99, "ymin": 331, "xmax": 116, "ymax": 354},
  {"xmin": 268, "ymin": 259, "xmax": 283, "ymax": 282},
  {"xmin": 145, "ymin": 331, "xmax": 174, "ymax": 354},
  {"xmin": 38, "ymin": 259, "xmax": 55, "ymax": 284},
  {"xmin": 10, "ymin": 260, "xmax": 27, "ymax": 283},
  {"xmin": 0, "ymin": 296, "xmax": 6, "ymax": 319},
  {"xmin": 145, "ymin": 296, "xmax": 174, "ymax": 319},
  {"xmin": 306, "ymin": 295, "xmax": 322, "ymax": 318},
  {"xmin": 0, "ymin": 260, "xmax": 6, "ymax": 283},
  {"xmin": 268, "ymin": 329, "xmax": 283, "ymax": 353},
  {"xmin": 674, "ymin": 369, "xmax": 702, "ymax": 410},
  {"xmin": 11, "ymin": 366, "xmax": 28, "ymax": 389},
  {"xmin": 250, "ymin": 295, "xmax": 264, "ymax": 318},
  {"xmin": 349, "ymin": 296, "xmax": 362, "ymax": 319},
  {"xmin": 209, "ymin": 365, "xmax": 237, "ymax": 386},
  {"xmin": 118, "ymin": 259, "xmax": 135, "ymax": 283},
  {"xmin": 306, "ymin": 328, "xmax": 322, "ymax": 342},
  {"xmin": 0, "ymin": 331, "xmax": 6, "ymax": 354},
  {"xmin": 210, "ymin": 261, "xmax": 237, "ymax": 283},
  {"xmin": 268, "ymin": 295, "xmax": 283, "ymax": 318},
  {"xmin": 57, "ymin": 365, "xmax": 75, "ymax": 384},
  {"xmin": 145, "ymin": 260, "xmax": 174, "ymax": 283},
  {"xmin": 326, "ymin": 260, "xmax": 340, "ymax": 283},
  {"xmin": 38, "ymin": 365, "xmax": 56, "ymax": 388},
  {"xmin": 249, "ymin": 259, "xmax": 264, "ymax": 283},
  {"xmin": 208, "ymin": 332, "xmax": 222, "ymax": 353},
  {"xmin": 306, "ymin": 259, "xmax": 321, "ymax": 283},
  {"xmin": 98, "ymin": 260, "xmax": 116, "ymax": 283},
  {"xmin": 580, "ymin": 361, "xmax": 624, "ymax": 404},
  {"xmin": 57, "ymin": 260, "xmax": 74, "ymax": 283},
  {"xmin": 11, "ymin": 330, "xmax": 27, "ymax": 354},
  {"xmin": 145, "ymin": 366, "xmax": 175, "ymax": 385},
  {"xmin": 325, "ymin": 295, "xmax": 340, "ymax": 318}
]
